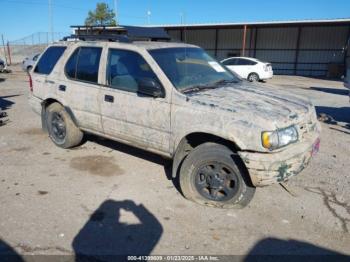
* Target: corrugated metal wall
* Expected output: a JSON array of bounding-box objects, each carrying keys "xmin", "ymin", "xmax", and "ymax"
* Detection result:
[
  {"xmin": 166, "ymin": 24, "xmax": 350, "ymax": 77},
  {"xmin": 296, "ymin": 26, "xmax": 349, "ymax": 76}
]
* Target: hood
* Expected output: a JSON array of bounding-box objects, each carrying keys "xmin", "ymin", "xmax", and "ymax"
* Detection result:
[{"xmin": 187, "ymin": 82, "xmax": 312, "ymax": 126}]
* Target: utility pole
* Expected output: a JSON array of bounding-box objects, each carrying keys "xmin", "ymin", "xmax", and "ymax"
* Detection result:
[
  {"xmin": 48, "ymin": 0, "xmax": 53, "ymax": 43},
  {"xmin": 114, "ymin": 0, "xmax": 118, "ymax": 25},
  {"xmin": 1, "ymin": 35, "xmax": 8, "ymax": 65},
  {"xmin": 7, "ymin": 42, "xmax": 12, "ymax": 65},
  {"xmin": 242, "ymin": 25, "xmax": 247, "ymax": 56}
]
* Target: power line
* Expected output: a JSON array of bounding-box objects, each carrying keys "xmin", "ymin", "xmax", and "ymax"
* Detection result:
[{"xmin": 2, "ymin": 0, "xmax": 87, "ymax": 11}]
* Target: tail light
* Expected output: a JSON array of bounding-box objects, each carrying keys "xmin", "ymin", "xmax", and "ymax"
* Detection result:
[
  {"xmin": 264, "ymin": 63, "xmax": 271, "ymax": 72},
  {"xmin": 28, "ymin": 73, "xmax": 33, "ymax": 92}
]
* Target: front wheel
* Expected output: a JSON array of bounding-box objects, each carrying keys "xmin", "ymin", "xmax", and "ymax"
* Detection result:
[
  {"xmin": 179, "ymin": 142, "xmax": 255, "ymax": 208},
  {"xmin": 46, "ymin": 103, "xmax": 83, "ymax": 149}
]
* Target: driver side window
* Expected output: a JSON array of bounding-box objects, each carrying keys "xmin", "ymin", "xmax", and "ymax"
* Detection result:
[{"xmin": 106, "ymin": 49, "xmax": 160, "ymax": 93}]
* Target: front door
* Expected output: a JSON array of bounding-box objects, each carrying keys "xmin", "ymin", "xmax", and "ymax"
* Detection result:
[{"xmin": 100, "ymin": 48, "xmax": 171, "ymax": 154}]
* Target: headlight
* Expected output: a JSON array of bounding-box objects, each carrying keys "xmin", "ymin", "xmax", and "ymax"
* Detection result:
[{"xmin": 262, "ymin": 125, "xmax": 299, "ymax": 150}]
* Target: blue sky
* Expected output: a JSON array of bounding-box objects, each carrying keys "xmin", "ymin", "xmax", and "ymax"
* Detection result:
[{"xmin": 0, "ymin": 0, "xmax": 349, "ymax": 41}]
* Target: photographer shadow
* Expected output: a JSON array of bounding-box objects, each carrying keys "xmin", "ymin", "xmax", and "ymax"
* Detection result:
[
  {"xmin": 0, "ymin": 239, "xmax": 24, "ymax": 262},
  {"xmin": 72, "ymin": 200, "xmax": 163, "ymax": 261},
  {"xmin": 245, "ymin": 237, "xmax": 349, "ymax": 261}
]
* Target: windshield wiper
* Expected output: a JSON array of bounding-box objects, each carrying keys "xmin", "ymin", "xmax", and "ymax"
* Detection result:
[
  {"xmin": 213, "ymin": 79, "xmax": 239, "ymax": 86},
  {"xmin": 182, "ymin": 84, "xmax": 218, "ymax": 94},
  {"xmin": 182, "ymin": 79, "xmax": 239, "ymax": 94}
]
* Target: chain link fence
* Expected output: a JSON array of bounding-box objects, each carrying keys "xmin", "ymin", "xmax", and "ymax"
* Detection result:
[{"xmin": 1, "ymin": 32, "xmax": 70, "ymax": 64}]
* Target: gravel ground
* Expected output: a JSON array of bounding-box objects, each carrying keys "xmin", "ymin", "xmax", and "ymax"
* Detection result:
[{"xmin": 0, "ymin": 67, "xmax": 350, "ymax": 259}]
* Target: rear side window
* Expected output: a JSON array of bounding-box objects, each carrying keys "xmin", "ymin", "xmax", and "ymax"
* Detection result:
[
  {"xmin": 237, "ymin": 59, "xmax": 257, "ymax": 66},
  {"xmin": 65, "ymin": 47, "xmax": 102, "ymax": 83},
  {"xmin": 222, "ymin": 59, "xmax": 236, "ymax": 66},
  {"xmin": 34, "ymin": 46, "xmax": 66, "ymax": 75}
]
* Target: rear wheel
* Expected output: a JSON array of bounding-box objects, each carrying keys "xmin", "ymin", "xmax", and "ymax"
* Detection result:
[
  {"xmin": 248, "ymin": 73, "xmax": 259, "ymax": 82},
  {"xmin": 46, "ymin": 103, "xmax": 83, "ymax": 148},
  {"xmin": 179, "ymin": 142, "xmax": 255, "ymax": 209}
]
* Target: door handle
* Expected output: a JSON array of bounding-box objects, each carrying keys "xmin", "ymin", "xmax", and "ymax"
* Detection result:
[
  {"xmin": 104, "ymin": 95, "xmax": 114, "ymax": 103},
  {"xmin": 58, "ymin": 85, "xmax": 66, "ymax": 92}
]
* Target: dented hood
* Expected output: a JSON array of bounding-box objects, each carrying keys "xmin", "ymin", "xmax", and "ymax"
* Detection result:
[{"xmin": 187, "ymin": 82, "xmax": 312, "ymax": 124}]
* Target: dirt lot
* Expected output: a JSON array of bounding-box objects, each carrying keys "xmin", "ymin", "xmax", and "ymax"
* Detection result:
[{"xmin": 1, "ymin": 67, "xmax": 350, "ymax": 259}]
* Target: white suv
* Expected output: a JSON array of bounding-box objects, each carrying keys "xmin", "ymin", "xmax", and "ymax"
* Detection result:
[
  {"xmin": 221, "ymin": 57, "xmax": 273, "ymax": 82},
  {"xmin": 28, "ymin": 38, "xmax": 320, "ymax": 208}
]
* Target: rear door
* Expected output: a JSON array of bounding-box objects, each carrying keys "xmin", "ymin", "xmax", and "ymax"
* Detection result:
[
  {"xmin": 31, "ymin": 46, "xmax": 67, "ymax": 99},
  {"xmin": 56, "ymin": 45, "xmax": 104, "ymax": 133}
]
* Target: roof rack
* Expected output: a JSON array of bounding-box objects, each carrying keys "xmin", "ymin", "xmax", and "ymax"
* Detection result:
[
  {"xmin": 63, "ymin": 34, "xmax": 131, "ymax": 43},
  {"xmin": 66, "ymin": 25, "xmax": 171, "ymax": 42}
]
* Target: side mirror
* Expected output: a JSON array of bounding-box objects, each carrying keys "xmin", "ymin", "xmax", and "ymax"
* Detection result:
[{"xmin": 137, "ymin": 78, "xmax": 164, "ymax": 98}]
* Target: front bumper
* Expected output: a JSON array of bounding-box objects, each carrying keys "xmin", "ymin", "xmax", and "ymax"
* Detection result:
[{"xmin": 239, "ymin": 132, "xmax": 320, "ymax": 187}]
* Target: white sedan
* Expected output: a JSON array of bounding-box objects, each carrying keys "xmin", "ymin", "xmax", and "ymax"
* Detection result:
[
  {"xmin": 221, "ymin": 57, "xmax": 273, "ymax": 82},
  {"xmin": 344, "ymin": 67, "xmax": 350, "ymax": 102},
  {"xmin": 22, "ymin": 53, "xmax": 40, "ymax": 71}
]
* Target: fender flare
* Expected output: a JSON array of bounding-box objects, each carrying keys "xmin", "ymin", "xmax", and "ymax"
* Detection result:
[{"xmin": 41, "ymin": 99, "xmax": 79, "ymax": 132}]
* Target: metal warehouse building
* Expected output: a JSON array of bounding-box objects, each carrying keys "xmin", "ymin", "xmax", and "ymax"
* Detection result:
[{"xmin": 161, "ymin": 18, "xmax": 350, "ymax": 77}]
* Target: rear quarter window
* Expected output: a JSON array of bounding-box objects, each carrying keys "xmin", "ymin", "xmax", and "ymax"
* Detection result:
[{"xmin": 34, "ymin": 46, "xmax": 66, "ymax": 75}]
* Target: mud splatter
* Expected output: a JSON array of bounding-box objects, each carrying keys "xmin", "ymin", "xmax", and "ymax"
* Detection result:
[
  {"xmin": 11, "ymin": 147, "xmax": 31, "ymax": 152},
  {"xmin": 38, "ymin": 191, "xmax": 49, "ymax": 195},
  {"xmin": 175, "ymin": 203, "xmax": 186, "ymax": 209},
  {"xmin": 69, "ymin": 146, "xmax": 87, "ymax": 151},
  {"xmin": 70, "ymin": 155, "xmax": 123, "ymax": 176},
  {"xmin": 20, "ymin": 128, "xmax": 45, "ymax": 136}
]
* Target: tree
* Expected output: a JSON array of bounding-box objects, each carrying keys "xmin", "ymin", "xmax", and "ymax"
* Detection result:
[{"xmin": 85, "ymin": 3, "xmax": 116, "ymax": 26}]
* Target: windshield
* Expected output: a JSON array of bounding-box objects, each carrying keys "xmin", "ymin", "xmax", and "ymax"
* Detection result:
[{"xmin": 149, "ymin": 47, "xmax": 240, "ymax": 93}]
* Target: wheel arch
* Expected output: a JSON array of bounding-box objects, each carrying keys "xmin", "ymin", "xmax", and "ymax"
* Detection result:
[
  {"xmin": 248, "ymin": 72, "xmax": 260, "ymax": 81},
  {"xmin": 171, "ymin": 132, "xmax": 242, "ymax": 179},
  {"xmin": 41, "ymin": 98, "xmax": 78, "ymax": 132}
]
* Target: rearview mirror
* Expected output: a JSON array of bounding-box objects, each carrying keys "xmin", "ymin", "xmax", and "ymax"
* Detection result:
[{"xmin": 137, "ymin": 78, "xmax": 164, "ymax": 98}]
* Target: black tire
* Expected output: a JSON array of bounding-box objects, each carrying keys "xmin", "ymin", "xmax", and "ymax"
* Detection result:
[
  {"xmin": 46, "ymin": 103, "xmax": 83, "ymax": 149},
  {"xmin": 248, "ymin": 73, "xmax": 259, "ymax": 82},
  {"xmin": 0, "ymin": 64, "xmax": 4, "ymax": 72},
  {"xmin": 179, "ymin": 142, "xmax": 255, "ymax": 209}
]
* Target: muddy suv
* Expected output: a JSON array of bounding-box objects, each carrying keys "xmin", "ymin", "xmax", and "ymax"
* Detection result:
[{"xmin": 28, "ymin": 38, "xmax": 321, "ymax": 208}]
